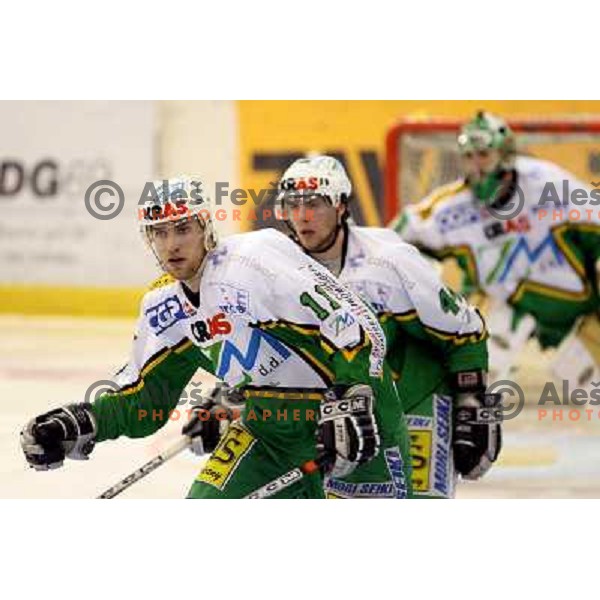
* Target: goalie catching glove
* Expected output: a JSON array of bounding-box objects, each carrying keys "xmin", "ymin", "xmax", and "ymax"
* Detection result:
[
  {"xmin": 452, "ymin": 371, "xmax": 502, "ymax": 480},
  {"xmin": 20, "ymin": 403, "xmax": 97, "ymax": 471},
  {"xmin": 317, "ymin": 384, "xmax": 380, "ymax": 478}
]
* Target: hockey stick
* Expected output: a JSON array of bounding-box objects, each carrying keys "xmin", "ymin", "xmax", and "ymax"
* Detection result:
[
  {"xmin": 96, "ymin": 385, "xmax": 233, "ymax": 499},
  {"xmin": 97, "ymin": 436, "xmax": 191, "ymax": 499},
  {"xmin": 245, "ymin": 455, "xmax": 329, "ymax": 499},
  {"xmin": 36, "ymin": 405, "xmax": 327, "ymax": 499},
  {"xmin": 98, "ymin": 442, "xmax": 326, "ymax": 499}
]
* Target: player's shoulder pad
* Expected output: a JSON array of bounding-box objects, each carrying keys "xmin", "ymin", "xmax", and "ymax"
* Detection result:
[
  {"xmin": 516, "ymin": 155, "xmax": 577, "ymax": 185},
  {"xmin": 229, "ymin": 227, "xmax": 293, "ymax": 249},
  {"xmin": 349, "ymin": 225, "xmax": 423, "ymax": 273},
  {"xmin": 350, "ymin": 225, "xmax": 405, "ymax": 248},
  {"xmin": 205, "ymin": 228, "xmax": 304, "ymax": 289},
  {"xmin": 147, "ymin": 273, "xmax": 176, "ymax": 291},
  {"xmin": 383, "ymin": 239, "xmax": 436, "ymax": 294},
  {"xmin": 216, "ymin": 228, "xmax": 285, "ymax": 251},
  {"xmin": 219, "ymin": 228, "xmax": 305, "ymax": 266},
  {"xmin": 141, "ymin": 273, "xmax": 179, "ymax": 309},
  {"xmin": 412, "ymin": 179, "xmax": 469, "ymax": 221}
]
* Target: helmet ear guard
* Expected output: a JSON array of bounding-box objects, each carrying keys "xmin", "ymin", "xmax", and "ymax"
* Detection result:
[{"xmin": 202, "ymin": 218, "xmax": 218, "ymax": 252}]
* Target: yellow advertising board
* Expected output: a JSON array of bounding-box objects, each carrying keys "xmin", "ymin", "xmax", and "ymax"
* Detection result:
[{"xmin": 238, "ymin": 100, "xmax": 600, "ymax": 230}]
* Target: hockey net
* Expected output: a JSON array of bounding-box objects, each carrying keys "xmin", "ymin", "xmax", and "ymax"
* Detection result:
[{"xmin": 383, "ymin": 117, "xmax": 600, "ymax": 224}]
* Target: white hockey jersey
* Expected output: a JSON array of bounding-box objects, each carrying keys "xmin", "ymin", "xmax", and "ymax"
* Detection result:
[
  {"xmin": 395, "ymin": 156, "xmax": 600, "ymax": 347},
  {"xmin": 334, "ymin": 226, "xmax": 487, "ymax": 375},
  {"xmin": 93, "ymin": 228, "xmax": 389, "ymax": 441}
]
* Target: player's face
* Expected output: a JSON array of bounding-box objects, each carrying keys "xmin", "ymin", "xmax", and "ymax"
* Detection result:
[
  {"xmin": 149, "ymin": 218, "xmax": 206, "ymax": 280},
  {"xmin": 286, "ymin": 194, "xmax": 342, "ymax": 253},
  {"xmin": 461, "ymin": 148, "xmax": 500, "ymax": 183}
]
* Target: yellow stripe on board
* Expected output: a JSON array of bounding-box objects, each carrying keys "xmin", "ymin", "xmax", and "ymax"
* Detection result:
[
  {"xmin": 346, "ymin": 150, "xmax": 380, "ymax": 226},
  {"xmin": 0, "ymin": 285, "xmax": 144, "ymax": 318}
]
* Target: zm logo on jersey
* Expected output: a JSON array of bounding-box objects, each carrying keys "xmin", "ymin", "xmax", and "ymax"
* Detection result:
[
  {"xmin": 217, "ymin": 329, "xmax": 291, "ymax": 379},
  {"xmin": 146, "ymin": 296, "xmax": 187, "ymax": 334},
  {"xmin": 325, "ymin": 310, "xmax": 356, "ymax": 336},
  {"xmin": 497, "ymin": 232, "xmax": 565, "ymax": 283}
]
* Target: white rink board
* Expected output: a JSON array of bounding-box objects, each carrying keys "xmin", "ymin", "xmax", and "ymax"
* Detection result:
[{"xmin": 0, "ymin": 101, "xmax": 157, "ymax": 287}]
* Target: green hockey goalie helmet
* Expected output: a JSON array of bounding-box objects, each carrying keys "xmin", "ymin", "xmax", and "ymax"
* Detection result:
[
  {"xmin": 138, "ymin": 176, "xmax": 218, "ymax": 253},
  {"xmin": 457, "ymin": 111, "xmax": 516, "ymax": 201}
]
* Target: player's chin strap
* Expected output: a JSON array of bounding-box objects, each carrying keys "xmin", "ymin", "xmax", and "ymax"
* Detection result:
[
  {"xmin": 147, "ymin": 218, "xmax": 215, "ymax": 286},
  {"xmin": 289, "ymin": 207, "xmax": 348, "ymax": 256},
  {"xmin": 311, "ymin": 220, "xmax": 344, "ymax": 254},
  {"xmin": 184, "ymin": 246, "xmax": 212, "ymax": 290},
  {"xmin": 187, "ymin": 221, "xmax": 219, "ymax": 284},
  {"xmin": 149, "ymin": 243, "xmax": 210, "ymax": 293}
]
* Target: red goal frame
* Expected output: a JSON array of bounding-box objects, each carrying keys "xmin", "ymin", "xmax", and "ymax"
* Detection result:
[{"xmin": 383, "ymin": 117, "xmax": 600, "ymax": 224}]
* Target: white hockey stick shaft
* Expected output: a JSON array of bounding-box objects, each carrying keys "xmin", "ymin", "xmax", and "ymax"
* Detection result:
[
  {"xmin": 245, "ymin": 457, "xmax": 324, "ymax": 499},
  {"xmin": 97, "ymin": 436, "xmax": 191, "ymax": 499}
]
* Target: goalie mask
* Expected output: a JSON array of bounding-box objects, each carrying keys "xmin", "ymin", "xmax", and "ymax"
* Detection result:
[
  {"xmin": 139, "ymin": 176, "xmax": 218, "ymax": 273},
  {"xmin": 457, "ymin": 111, "xmax": 516, "ymax": 202}
]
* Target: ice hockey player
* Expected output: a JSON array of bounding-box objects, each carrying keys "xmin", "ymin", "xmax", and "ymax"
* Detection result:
[
  {"xmin": 21, "ymin": 176, "xmax": 411, "ymax": 499},
  {"xmin": 277, "ymin": 156, "xmax": 500, "ymax": 498},
  {"xmin": 391, "ymin": 111, "xmax": 600, "ymax": 392}
]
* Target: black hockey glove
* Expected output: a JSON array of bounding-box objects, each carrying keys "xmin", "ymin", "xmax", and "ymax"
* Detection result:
[
  {"xmin": 452, "ymin": 372, "xmax": 502, "ymax": 480},
  {"xmin": 20, "ymin": 403, "xmax": 97, "ymax": 471},
  {"xmin": 317, "ymin": 384, "xmax": 380, "ymax": 478},
  {"xmin": 182, "ymin": 384, "xmax": 243, "ymax": 456}
]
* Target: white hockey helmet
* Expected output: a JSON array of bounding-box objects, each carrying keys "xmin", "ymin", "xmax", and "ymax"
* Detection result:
[
  {"xmin": 277, "ymin": 155, "xmax": 352, "ymax": 212},
  {"xmin": 138, "ymin": 176, "xmax": 217, "ymax": 252}
]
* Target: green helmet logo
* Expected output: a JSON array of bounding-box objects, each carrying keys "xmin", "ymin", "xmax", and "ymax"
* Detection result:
[{"xmin": 457, "ymin": 111, "xmax": 516, "ymax": 202}]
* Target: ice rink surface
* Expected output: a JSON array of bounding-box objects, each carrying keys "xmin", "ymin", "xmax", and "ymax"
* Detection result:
[{"xmin": 3, "ymin": 315, "xmax": 600, "ymax": 499}]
